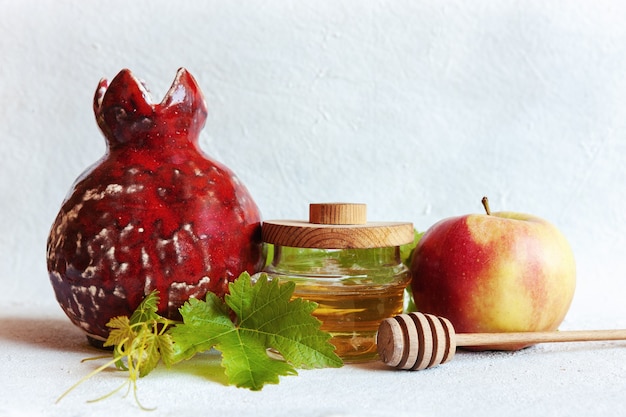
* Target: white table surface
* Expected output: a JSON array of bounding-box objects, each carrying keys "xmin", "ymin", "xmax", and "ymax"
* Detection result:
[{"xmin": 2, "ymin": 297, "xmax": 626, "ymax": 417}]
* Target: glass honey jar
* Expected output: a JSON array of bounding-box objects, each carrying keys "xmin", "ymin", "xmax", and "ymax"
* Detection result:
[{"xmin": 261, "ymin": 203, "xmax": 414, "ymax": 362}]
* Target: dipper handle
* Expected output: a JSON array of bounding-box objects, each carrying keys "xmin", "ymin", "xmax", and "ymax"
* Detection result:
[{"xmin": 377, "ymin": 312, "xmax": 626, "ymax": 371}]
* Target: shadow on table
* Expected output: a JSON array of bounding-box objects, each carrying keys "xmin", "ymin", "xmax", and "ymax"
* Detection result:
[
  {"xmin": 350, "ymin": 340, "xmax": 626, "ymax": 373},
  {"xmin": 0, "ymin": 315, "xmax": 232, "ymax": 389},
  {"xmin": 0, "ymin": 315, "xmax": 96, "ymax": 354},
  {"xmin": 154, "ymin": 350, "xmax": 230, "ymax": 386}
]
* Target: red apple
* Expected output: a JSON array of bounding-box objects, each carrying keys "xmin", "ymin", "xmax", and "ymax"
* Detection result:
[{"xmin": 410, "ymin": 197, "xmax": 576, "ymax": 350}]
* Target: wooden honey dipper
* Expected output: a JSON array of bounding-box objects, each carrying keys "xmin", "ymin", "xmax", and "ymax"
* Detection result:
[{"xmin": 377, "ymin": 312, "xmax": 626, "ymax": 371}]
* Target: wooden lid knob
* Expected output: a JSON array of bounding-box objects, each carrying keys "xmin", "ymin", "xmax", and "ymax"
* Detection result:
[
  {"xmin": 262, "ymin": 203, "xmax": 414, "ymax": 249},
  {"xmin": 309, "ymin": 203, "xmax": 367, "ymax": 225}
]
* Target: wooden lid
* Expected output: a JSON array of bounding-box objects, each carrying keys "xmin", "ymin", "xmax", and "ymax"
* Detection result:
[{"xmin": 262, "ymin": 203, "xmax": 414, "ymax": 249}]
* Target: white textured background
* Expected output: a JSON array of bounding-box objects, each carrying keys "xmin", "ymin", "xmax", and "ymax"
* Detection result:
[
  {"xmin": 0, "ymin": 0, "xmax": 626, "ymax": 328},
  {"xmin": 2, "ymin": 1, "xmax": 626, "ymax": 415},
  {"xmin": 3, "ymin": 0, "xmax": 625, "ymax": 316}
]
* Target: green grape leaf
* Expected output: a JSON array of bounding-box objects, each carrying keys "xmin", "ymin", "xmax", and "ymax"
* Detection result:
[
  {"xmin": 132, "ymin": 331, "xmax": 158, "ymax": 377},
  {"xmin": 129, "ymin": 290, "xmax": 161, "ymax": 325},
  {"xmin": 400, "ymin": 229, "xmax": 424, "ymax": 267},
  {"xmin": 105, "ymin": 292, "xmax": 176, "ymax": 376},
  {"xmin": 59, "ymin": 291, "xmax": 176, "ymax": 409},
  {"xmin": 155, "ymin": 332, "xmax": 176, "ymax": 368},
  {"xmin": 170, "ymin": 273, "xmax": 342, "ymax": 390},
  {"xmin": 103, "ymin": 316, "xmax": 134, "ymax": 348},
  {"xmin": 400, "ymin": 229, "xmax": 423, "ymax": 312},
  {"xmin": 216, "ymin": 322, "xmax": 297, "ymax": 389},
  {"xmin": 59, "ymin": 273, "xmax": 343, "ymax": 406},
  {"xmin": 170, "ymin": 295, "xmax": 235, "ymax": 362},
  {"xmin": 226, "ymin": 273, "xmax": 341, "ymax": 370}
]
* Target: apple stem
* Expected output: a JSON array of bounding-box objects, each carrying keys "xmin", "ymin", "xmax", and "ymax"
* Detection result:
[{"xmin": 481, "ymin": 196, "xmax": 491, "ymax": 215}]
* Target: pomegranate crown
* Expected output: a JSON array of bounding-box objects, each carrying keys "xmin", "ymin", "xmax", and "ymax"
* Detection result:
[{"xmin": 93, "ymin": 68, "xmax": 208, "ymax": 145}]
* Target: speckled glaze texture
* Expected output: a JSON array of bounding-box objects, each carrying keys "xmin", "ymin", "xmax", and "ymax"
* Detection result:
[{"xmin": 46, "ymin": 68, "xmax": 263, "ymax": 345}]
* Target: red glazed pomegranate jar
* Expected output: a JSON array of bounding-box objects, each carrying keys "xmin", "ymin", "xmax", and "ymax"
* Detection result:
[{"xmin": 46, "ymin": 68, "xmax": 263, "ymax": 347}]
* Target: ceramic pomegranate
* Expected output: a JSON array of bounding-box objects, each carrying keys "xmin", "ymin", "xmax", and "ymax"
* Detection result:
[{"xmin": 47, "ymin": 68, "xmax": 263, "ymax": 347}]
